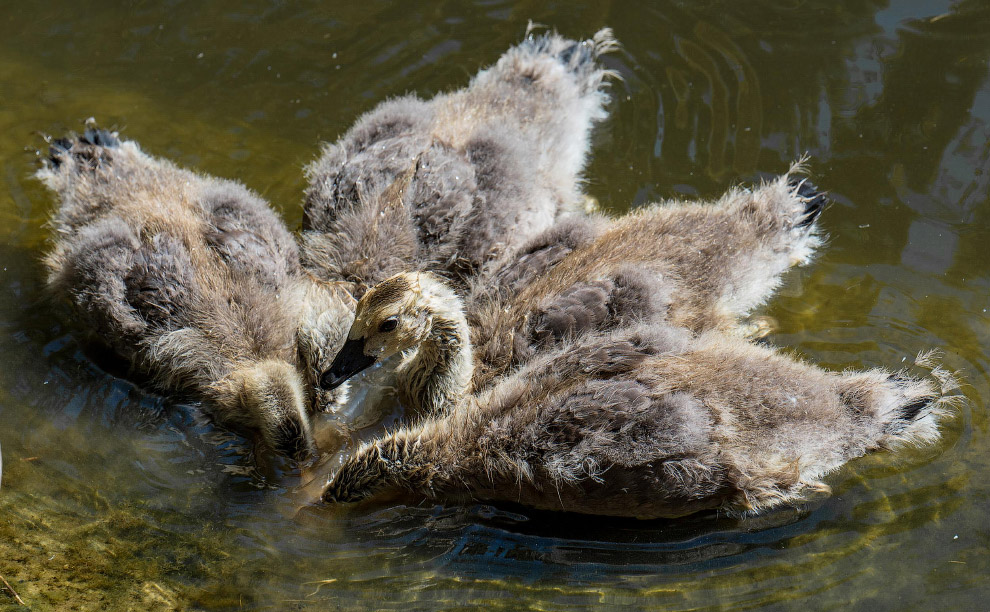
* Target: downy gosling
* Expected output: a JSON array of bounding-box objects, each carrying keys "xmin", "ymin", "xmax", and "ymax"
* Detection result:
[
  {"xmin": 40, "ymin": 129, "xmax": 352, "ymax": 460},
  {"xmin": 466, "ymin": 162, "xmax": 827, "ymax": 391},
  {"xmin": 318, "ymin": 272, "xmax": 956, "ymax": 518},
  {"xmin": 301, "ymin": 27, "xmax": 618, "ymax": 295}
]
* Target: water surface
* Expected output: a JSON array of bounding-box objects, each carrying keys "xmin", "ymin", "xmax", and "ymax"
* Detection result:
[{"xmin": 1, "ymin": 1, "xmax": 988, "ymax": 610}]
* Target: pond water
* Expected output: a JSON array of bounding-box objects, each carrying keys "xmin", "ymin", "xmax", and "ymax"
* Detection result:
[{"xmin": 1, "ymin": 1, "xmax": 989, "ymax": 609}]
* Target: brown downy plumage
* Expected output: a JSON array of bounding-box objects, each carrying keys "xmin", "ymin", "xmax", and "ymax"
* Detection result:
[
  {"xmin": 319, "ymin": 272, "xmax": 958, "ymax": 518},
  {"xmin": 39, "ymin": 129, "xmax": 354, "ymax": 460},
  {"xmin": 465, "ymin": 162, "xmax": 827, "ymax": 390},
  {"xmin": 301, "ymin": 27, "xmax": 618, "ymax": 296}
]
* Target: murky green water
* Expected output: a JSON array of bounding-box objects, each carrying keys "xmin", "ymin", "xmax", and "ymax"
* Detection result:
[{"xmin": 1, "ymin": 1, "xmax": 988, "ymax": 609}]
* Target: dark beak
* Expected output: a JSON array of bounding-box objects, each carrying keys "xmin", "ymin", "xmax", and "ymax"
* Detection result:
[{"xmin": 320, "ymin": 338, "xmax": 376, "ymax": 390}]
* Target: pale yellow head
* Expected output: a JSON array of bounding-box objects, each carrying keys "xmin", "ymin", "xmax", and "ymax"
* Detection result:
[{"xmin": 320, "ymin": 272, "xmax": 441, "ymax": 389}]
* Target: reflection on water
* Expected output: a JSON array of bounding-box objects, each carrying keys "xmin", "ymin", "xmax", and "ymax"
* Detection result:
[{"xmin": 1, "ymin": 0, "xmax": 989, "ymax": 609}]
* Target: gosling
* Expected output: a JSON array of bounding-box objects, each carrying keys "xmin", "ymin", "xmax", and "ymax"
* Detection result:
[
  {"xmin": 319, "ymin": 272, "xmax": 956, "ymax": 518},
  {"xmin": 39, "ymin": 129, "xmax": 352, "ymax": 460},
  {"xmin": 461, "ymin": 163, "xmax": 827, "ymax": 389},
  {"xmin": 301, "ymin": 27, "xmax": 618, "ymax": 294}
]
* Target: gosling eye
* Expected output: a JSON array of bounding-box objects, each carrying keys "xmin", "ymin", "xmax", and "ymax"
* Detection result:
[{"xmin": 378, "ymin": 316, "xmax": 399, "ymax": 333}]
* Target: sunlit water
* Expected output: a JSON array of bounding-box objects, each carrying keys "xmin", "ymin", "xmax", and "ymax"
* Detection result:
[{"xmin": 1, "ymin": 1, "xmax": 988, "ymax": 610}]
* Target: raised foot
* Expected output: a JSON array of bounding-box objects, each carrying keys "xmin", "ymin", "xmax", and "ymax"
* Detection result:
[
  {"xmin": 47, "ymin": 127, "xmax": 120, "ymax": 169},
  {"xmin": 789, "ymin": 177, "xmax": 829, "ymax": 229}
]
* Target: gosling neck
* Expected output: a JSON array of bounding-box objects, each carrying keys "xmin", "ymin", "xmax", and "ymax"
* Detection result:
[{"xmin": 398, "ymin": 295, "xmax": 473, "ymax": 418}]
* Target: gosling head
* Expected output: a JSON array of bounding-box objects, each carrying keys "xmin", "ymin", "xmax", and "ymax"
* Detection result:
[
  {"xmin": 319, "ymin": 272, "xmax": 448, "ymax": 390},
  {"xmin": 231, "ymin": 360, "xmax": 317, "ymax": 462},
  {"xmin": 294, "ymin": 277, "xmax": 357, "ymax": 414}
]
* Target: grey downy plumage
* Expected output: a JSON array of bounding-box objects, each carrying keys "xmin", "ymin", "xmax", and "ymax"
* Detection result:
[
  {"xmin": 39, "ymin": 129, "xmax": 354, "ymax": 460},
  {"xmin": 318, "ymin": 271, "xmax": 958, "ymax": 518},
  {"xmin": 465, "ymin": 162, "xmax": 828, "ymax": 391},
  {"xmin": 301, "ymin": 27, "xmax": 618, "ymax": 296}
]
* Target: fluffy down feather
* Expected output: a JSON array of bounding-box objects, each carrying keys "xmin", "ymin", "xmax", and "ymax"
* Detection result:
[
  {"xmin": 467, "ymin": 164, "xmax": 827, "ymax": 389},
  {"xmin": 322, "ymin": 287, "xmax": 959, "ymax": 518},
  {"xmin": 301, "ymin": 28, "xmax": 618, "ymax": 293},
  {"xmin": 40, "ymin": 129, "xmax": 351, "ymax": 460}
]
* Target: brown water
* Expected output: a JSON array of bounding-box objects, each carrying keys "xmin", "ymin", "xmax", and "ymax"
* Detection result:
[{"xmin": 1, "ymin": 1, "xmax": 988, "ymax": 610}]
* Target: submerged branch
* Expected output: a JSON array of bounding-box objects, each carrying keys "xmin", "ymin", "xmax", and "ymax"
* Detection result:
[{"xmin": 0, "ymin": 573, "xmax": 26, "ymax": 607}]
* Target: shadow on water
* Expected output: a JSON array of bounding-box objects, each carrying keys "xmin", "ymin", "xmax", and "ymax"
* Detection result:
[{"xmin": 1, "ymin": 0, "xmax": 989, "ymax": 610}]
